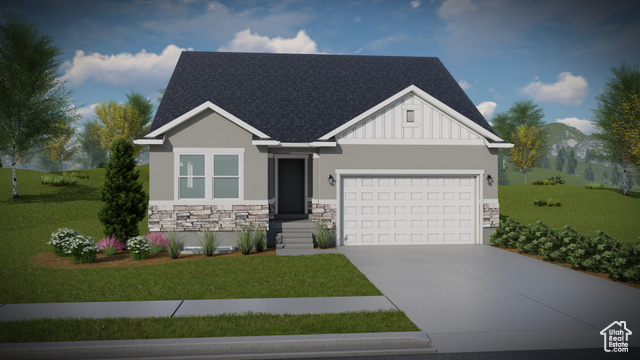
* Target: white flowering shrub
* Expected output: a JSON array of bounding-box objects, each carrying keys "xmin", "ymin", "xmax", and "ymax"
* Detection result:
[
  {"xmin": 68, "ymin": 235, "xmax": 99, "ymax": 264},
  {"xmin": 127, "ymin": 235, "xmax": 151, "ymax": 260},
  {"xmin": 48, "ymin": 228, "xmax": 81, "ymax": 257}
]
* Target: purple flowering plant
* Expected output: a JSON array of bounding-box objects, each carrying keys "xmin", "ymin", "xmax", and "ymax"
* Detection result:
[{"xmin": 98, "ymin": 237, "xmax": 126, "ymax": 256}]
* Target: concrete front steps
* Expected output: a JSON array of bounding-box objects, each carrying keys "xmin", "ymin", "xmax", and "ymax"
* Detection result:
[{"xmin": 273, "ymin": 216, "xmax": 315, "ymax": 250}]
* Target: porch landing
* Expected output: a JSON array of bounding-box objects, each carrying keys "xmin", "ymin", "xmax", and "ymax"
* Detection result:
[{"xmin": 272, "ymin": 217, "xmax": 315, "ymax": 251}]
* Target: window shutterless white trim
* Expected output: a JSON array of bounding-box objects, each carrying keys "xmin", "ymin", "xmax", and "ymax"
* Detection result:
[
  {"xmin": 147, "ymin": 101, "xmax": 271, "ymax": 139},
  {"xmin": 320, "ymin": 85, "xmax": 506, "ymax": 143},
  {"xmin": 402, "ymin": 104, "xmax": 420, "ymax": 128},
  {"xmin": 174, "ymin": 148, "xmax": 245, "ymax": 202},
  {"xmin": 274, "ymin": 154, "xmax": 309, "ymax": 215},
  {"xmin": 335, "ymin": 169, "xmax": 484, "ymax": 246}
]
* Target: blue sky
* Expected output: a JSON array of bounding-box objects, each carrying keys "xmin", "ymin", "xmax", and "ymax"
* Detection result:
[{"xmin": 3, "ymin": 0, "xmax": 640, "ymax": 135}]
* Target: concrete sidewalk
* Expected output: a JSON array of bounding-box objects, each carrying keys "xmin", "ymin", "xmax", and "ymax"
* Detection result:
[
  {"xmin": 0, "ymin": 296, "xmax": 436, "ymax": 359},
  {"xmin": 0, "ymin": 296, "xmax": 397, "ymax": 321}
]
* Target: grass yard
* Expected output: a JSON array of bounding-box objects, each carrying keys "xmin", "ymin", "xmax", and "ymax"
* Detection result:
[
  {"xmin": 0, "ymin": 167, "xmax": 379, "ymax": 303},
  {"xmin": 0, "ymin": 311, "xmax": 419, "ymax": 343},
  {"xmin": 499, "ymin": 184, "xmax": 640, "ymax": 241}
]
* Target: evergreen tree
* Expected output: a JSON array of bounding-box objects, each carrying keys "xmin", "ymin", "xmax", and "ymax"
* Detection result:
[
  {"xmin": 583, "ymin": 164, "xmax": 595, "ymax": 181},
  {"xmin": 585, "ymin": 149, "xmax": 591, "ymax": 164},
  {"xmin": 566, "ymin": 149, "xmax": 578, "ymax": 175},
  {"xmin": 98, "ymin": 138, "xmax": 147, "ymax": 241},
  {"xmin": 555, "ymin": 147, "xmax": 566, "ymax": 172},
  {"xmin": 611, "ymin": 164, "xmax": 621, "ymax": 186},
  {"xmin": 602, "ymin": 171, "xmax": 609, "ymax": 183}
]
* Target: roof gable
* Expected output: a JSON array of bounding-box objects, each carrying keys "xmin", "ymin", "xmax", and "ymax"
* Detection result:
[{"xmin": 150, "ymin": 52, "xmax": 498, "ymax": 143}]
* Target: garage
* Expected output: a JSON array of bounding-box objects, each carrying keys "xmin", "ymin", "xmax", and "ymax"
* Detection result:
[{"xmin": 339, "ymin": 172, "xmax": 481, "ymax": 245}]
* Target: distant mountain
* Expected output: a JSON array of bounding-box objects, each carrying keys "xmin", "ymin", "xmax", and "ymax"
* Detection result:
[{"xmin": 540, "ymin": 123, "xmax": 601, "ymax": 159}]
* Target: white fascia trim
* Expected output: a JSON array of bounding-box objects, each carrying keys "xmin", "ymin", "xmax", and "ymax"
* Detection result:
[
  {"xmin": 272, "ymin": 142, "xmax": 336, "ymax": 148},
  {"xmin": 149, "ymin": 200, "xmax": 269, "ymax": 208},
  {"xmin": 252, "ymin": 140, "xmax": 281, "ymax": 146},
  {"xmin": 309, "ymin": 141, "xmax": 337, "ymax": 148},
  {"xmin": 147, "ymin": 101, "xmax": 271, "ymax": 139},
  {"xmin": 319, "ymin": 85, "xmax": 505, "ymax": 143},
  {"xmin": 337, "ymin": 138, "xmax": 487, "ymax": 146},
  {"xmin": 484, "ymin": 140, "xmax": 514, "ymax": 149},
  {"xmin": 134, "ymin": 137, "xmax": 165, "ymax": 145},
  {"xmin": 336, "ymin": 169, "xmax": 485, "ymax": 176}
]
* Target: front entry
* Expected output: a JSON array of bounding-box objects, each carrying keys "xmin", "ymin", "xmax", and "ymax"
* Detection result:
[{"xmin": 277, "ymin": 159, "xmax": 306, "ymax": 214}]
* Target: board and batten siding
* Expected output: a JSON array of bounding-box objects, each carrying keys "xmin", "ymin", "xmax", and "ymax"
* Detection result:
[{"xmin": 336, "ymin": 94, "xmax": 482, "ymax": 142}]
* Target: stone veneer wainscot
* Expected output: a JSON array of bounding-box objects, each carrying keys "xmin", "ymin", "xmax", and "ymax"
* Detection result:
[{"xmin": 148, "ymin": 204, "xmax": 269, "ymax": 232}]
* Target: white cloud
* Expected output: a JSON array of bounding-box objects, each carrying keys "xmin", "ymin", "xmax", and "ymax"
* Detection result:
[
  {"xmin": 521, "ymin": 72, "xmax": 588, "ymax": 106},
  {"xmin": 218, "ymin": 29, "xmax": 321, "ymax": 54},
  {"xmin": 458, "ymin": 80, "xmax": 471, "ymax": 90},
  {"xmin": 369, "ymin": 35, "xmax": 407, "ymax": 50},
  {"xmin": 556, "ymin": 117, "xmax": 596, "ymax": 135},
  {"xmin": 354, "ymin": 16, "xmax": 362, "ymax": 23},
  {"xmin": 411, "ymin": 0, "xmax": 422, "ymax": 8},
  {"xmin": 76, "ymin": 104, "xmax": 98, "ymax": 122},
  {"xmin": 60, "ymin": 45, "xmax": 188, "ymax": 91},
  {"xmin": 477, "ymin": 101, "xmax": 497, "ymax": 119}
]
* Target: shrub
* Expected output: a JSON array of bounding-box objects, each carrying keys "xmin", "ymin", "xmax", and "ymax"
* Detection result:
[
  {"xmin": 68, "ymin": 235, "xmax": 99, "ymax": 264},
  {"xmin": 533, "ymin": 198, "xmax": 561, "ymax": 206},
  {"xmin": 98, "ymin": 237, "xmax": 125, "ymax": 256},
  {"xmin": 489, "ymin": 217, "xmax": 525, "ymax": 249},
  {"xmin": 608, "ymin": 239, "xmax": 640, "ymax": 283},
  {"xmin": 198, "ymin": 227, "xmax": 219, "ymax": 256},
  {"xmin": 314, "ymin": 220, "xmax": 333, "ymax": 249},
  {"xmin": 98, "ymin": 138, "xmax": 147, "ymax": 241},
  {"xmin": 585, "ymin": 182, "xmax": 608, "ymax": 190},
  {"xmin": 533, "ymin": 180, "xmax": 555, "ymax": 185},
  {"xmin": 541, "ymin": 225, "xmax": 584, "ymax": 263},
  {"xmin": 582, "ymin": 231, "xmax": 621, "ymax": 273},
  {"xmin": 48, "ymin": 228, "xmax": 81, "ymax": 257},
  {"xmin": 127, "ymin": 235, "xmax": 150, "ymax": 260},
  {"xmin": 237, "ymin": 224, "xmax": 254, "ymax": 255},
  {"xmin": 41, "ymin": 175, "xmax": 77, "ymax": 186},
  {"xmin": 547, "ymin": 175, "xmax": 565, "ymax": 184},
  {"xmin": 253, "ymin": 226, "xmax": 266, "ymax": 253},
  {"xmin": 167, "ymin": 230, "xmax": 185, "ymax": 259},
  {"xmin": 146, "ymin": 233, "xmax": 169, "ymax": 254}
]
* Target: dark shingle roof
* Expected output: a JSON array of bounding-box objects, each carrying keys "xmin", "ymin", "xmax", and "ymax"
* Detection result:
[{"xmin": 151, "ymin": 52, "xmax": 495, "ymax": 142}]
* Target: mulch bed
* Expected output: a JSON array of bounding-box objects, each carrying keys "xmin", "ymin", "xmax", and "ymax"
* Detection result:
[
  {"xmin": 497, "ymin": 246, "xmax": 640, "ymax": 290},
  {"xmin": 32, "ymin": 247, "xmax": 276, "ymax": 269}
]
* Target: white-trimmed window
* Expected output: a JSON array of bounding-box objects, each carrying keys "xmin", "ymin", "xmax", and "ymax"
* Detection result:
[
  {"xmin": 402, "ymin": 104, "xmax": 420, "ymax": 128},
  {"xmin": 175, "ymin": 148, "xmax": 244, "ymax": 201}
]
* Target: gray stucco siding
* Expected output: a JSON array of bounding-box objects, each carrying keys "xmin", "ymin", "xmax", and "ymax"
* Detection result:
[
  {"xmin": 148, "ymin": 109, "xmax": 268, "ymax": 201},
  {"xmin": 316, "ymin": 144, "xmax": 498, "ymax": 200}
]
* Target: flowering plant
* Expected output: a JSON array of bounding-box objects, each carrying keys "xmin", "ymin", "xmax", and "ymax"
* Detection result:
[
  {"xmin": 146, "ymin": 232, "xmax": 169, "ymax": 254},
  {"xmin": 127, "ymin": 235, "xmax": 151, "ymax": 260},
  {"xmin": 98, "ymin": 237, "xmax": 126, "ymax": 256},
  {"xmin": 48, "ymin": 228, "xmax": 80, "ymax": 257},
  {"xmin": 68, "ymin": 235, "xmax": 99, "ymax": 264}
]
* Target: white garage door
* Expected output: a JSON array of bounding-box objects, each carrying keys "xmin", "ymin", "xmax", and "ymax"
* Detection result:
[{"xmin": 341, "ymin": 175, "xmax": 478, "ymax": 245}]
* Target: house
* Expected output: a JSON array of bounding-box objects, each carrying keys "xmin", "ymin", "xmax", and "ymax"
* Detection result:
[{"xmin": 134, "ymin": 52, "xmax": 511, "ymax": 247}]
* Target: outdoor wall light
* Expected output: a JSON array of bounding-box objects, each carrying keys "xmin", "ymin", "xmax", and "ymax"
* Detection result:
[
  {"xmin": 487, "ymin": 175, "xmax": 494, "ymax": 186},
  {"xmin": 328, "ymin": 175, "xmax": 335, "ymax": 186}
]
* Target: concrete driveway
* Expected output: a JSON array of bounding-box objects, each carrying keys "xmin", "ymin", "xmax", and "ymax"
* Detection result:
[{"xmin": 339, "ymin": 245, "xmax": 640, "ymax": 353}]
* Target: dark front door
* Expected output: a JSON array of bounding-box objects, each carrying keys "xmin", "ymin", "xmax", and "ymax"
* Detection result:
[{"xmin": 278, "ymin": 159, "xmax": 305, "ymax": 214}]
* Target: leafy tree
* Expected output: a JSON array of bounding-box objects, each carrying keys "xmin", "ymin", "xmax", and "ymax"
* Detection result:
[
  {"xmin": 0, "ymin": 13, "xmax": 78, "ymax": 198},
  {"xmin": 98, "ymin": 138, "xmax": 147, "ymax": 241},
  {"xmin": 555, "ymin": 146, "xmax": 566, "ymax": 172},
  {"xmin": 92, "ymin": 100, "xmax": 144, "ymax": 157},
  {"xmin": 592, "ymin": 62, "xmax": 640, "ymax": 195},
  {"xmin": 509, "ymin": 125, "xmax": 544, "ymax": 184},
  {"xmin": 566, "ymin": 149, "xmax": 578, "ymax": 175},
  {"xmin": 611, "ymin": 93, "xmax": 640, "ymax": 170},
  {"xmin": 125, "ymin": 90, "xmax": 153, "ymax": 160},
  {"xmin": 37, "ymin": 152, "xmax": 58, "ymax": 172},
  {"xmin": 583, "ymin": 164, "xmax": 594, "ymax": 181},
  {"xmin": 602, "ymin": 171, "xmax": 609, "ymax": 183},
  {"xmin": 156, "ymin": 87, "xmax": 166, "ymax": 104},
  {"xmin": 77, "ymin": 120, "xmax": 108, "ymax": 169},
  {"xmin": 491, "ymin": 100, "xmax": 545, "ymax": 171},
  {"xmin": 585, "ymin": 148, "xmax": 592, "ymax": 164},
  {"xmin": 44, "ymin": 122, "xmax": 77, "ymax": 171}
]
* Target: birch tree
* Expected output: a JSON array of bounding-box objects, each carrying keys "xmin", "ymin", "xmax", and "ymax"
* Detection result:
[
  {"xmin": 0, "ymin": 13, "xmax": 77, "ymax": 198},
  {"xmin": 509, "ymin": 125, "xmax": 544, "ymax": 184}
]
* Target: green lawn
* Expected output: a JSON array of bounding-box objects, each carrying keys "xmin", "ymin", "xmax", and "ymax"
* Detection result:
[
  {"xmin": 0, "ymin": 167, "xmax": 379, "ymax": 303},
  {"xmin": 499, "ymin": 184, "xmax": 640, "ymax": 241},
  {"xmin": 0, "ymin": 311, "xmax": 419, "ymax": 343}
]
